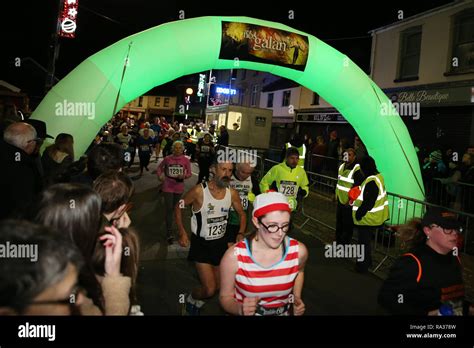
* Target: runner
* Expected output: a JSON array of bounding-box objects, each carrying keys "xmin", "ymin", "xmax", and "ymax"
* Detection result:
[
  {"xmin": 175, "ymin": 161, "xmax": 246, "ymax": 315},
  {"xmin": 260, "ymin": 147, "xmax": 309, "ymax": 211},
  {"xmin": 227, "ymin": 161, "xmax": 260, "ymax": 245},
  {"xmin": 219, "ymin": 192, "xmax": 308, "ymax": 316}
]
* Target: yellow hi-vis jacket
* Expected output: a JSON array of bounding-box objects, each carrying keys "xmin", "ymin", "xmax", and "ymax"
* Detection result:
[
  {"xmin": 336, "ymin": 162, "xmax": 361, "ymax": 205},
  {"xmin": 352, "ymin": 174, "xmax": 389, "ymax": 226}
]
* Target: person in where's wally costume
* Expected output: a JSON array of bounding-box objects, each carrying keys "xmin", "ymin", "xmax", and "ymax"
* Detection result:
[{"xmin": 219, "ymin": 191, "xmax": 308, "ymax": 316}]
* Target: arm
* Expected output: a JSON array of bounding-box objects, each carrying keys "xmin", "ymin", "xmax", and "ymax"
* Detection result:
[
  {"xmin": 259, "ymin": 166, "xmax": 276, "ymax": 193},
  {"xmin": 175, "ymin": 185, "xmax": 199, "ymax": 247},
  {"xmin": 292, "ymin": 242, "xmax": 308, "ymax": 316},
  {"xmin": 184, "ymin": 158, "xmax": 192, "ymax": 179},
  {"xmin": 219, "ymin": 246, "xmax": 242, "ymax": 315},
  {"xmin": 299, "ymin": 170, "xmax": 310, "ymax": 197},
  {"xmin": 157, "ymin": 157, "xmax": 166, "ymax": 177},
  {"xmin": 377, "ymin": 256, "xmax": 428, "ymax": 315},
  {"xmin": 231, "ymin": 188, "xmax": 246, "ymax": 237},
  {"xmin": 355, "ymin": 181, "xmax": 378, "ymax": 221}
]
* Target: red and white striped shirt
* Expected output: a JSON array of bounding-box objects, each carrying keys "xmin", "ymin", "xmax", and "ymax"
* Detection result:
[{"xmin": 234, "ymin": 237, "xmax": 300, "ymax": 316}]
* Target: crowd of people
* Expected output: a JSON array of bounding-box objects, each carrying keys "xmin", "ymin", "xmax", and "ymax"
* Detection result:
[{"xmin": 0, "ymin": 112, "xmax": 472, "ymax": 317}]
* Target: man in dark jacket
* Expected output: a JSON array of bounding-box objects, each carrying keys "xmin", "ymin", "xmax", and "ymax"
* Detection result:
[{"xmin": 0, "ymin": 122, "xmax": 43, "ymax": 219}]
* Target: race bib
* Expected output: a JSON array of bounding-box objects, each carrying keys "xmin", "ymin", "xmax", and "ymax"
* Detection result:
[
  {"xmin": 279, "ymin": 180, "xmax": 297, "ymax": 197},
  {"xmin": 255, "ymin": 303, "xmax": 290, "ymax": 316},
  {"xmin": 140, "ymin": 145, "xmax": 150, "ymax": 152},
  {"xmin": 167, "ymin": 164, "xmax": 184, "ymax": 178},
  {"xmin": 240, "ymin": 193, "xmax": 249, "ymax": 210},
  {"xmin": 201, "ymin": 145, "xmax": 210, "ymax": 153},
  {"xmin": 205, "ymin": 216, "xmax": 227, "ymax": 241}
]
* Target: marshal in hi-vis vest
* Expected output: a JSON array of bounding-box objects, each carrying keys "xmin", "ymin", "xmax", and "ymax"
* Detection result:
[
  {"xmin": 352, "ymin": 174, "xmax": 389, "ymax": 226},
  {"xmin": 336, "ymin": 162, "xmax": 360, "ymax": 205},
  {"xmin": 285, "ymin": 143, "xmax": 306, "ymax": 168}
]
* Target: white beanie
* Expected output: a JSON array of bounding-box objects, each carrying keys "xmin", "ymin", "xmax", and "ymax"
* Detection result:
[{"xmin": 252, "ymin": 192, "xmax": 291, "ymax": 218}]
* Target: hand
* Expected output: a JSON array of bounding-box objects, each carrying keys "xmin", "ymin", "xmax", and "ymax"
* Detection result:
[
  {"xmin": 100, "ymin": 226, "xmax": 123, "ymax": 277},
  {"xmin": 242, "ymin": 297, "xmax": 260, "ymax": 316},
  {"xmin": 114, "ymin": 212, "xmax": 131, "ymax": 229},
  {"xmin": 236, "ymin": 233, "xmax": 245, "ymax": 242},
  {"xmin": 178, "ymin": 231, "xmax": 190, "ymax": 247},
  {"xmin": 293, "ymin": 297, "xmax": 305, "ymax": 316}
]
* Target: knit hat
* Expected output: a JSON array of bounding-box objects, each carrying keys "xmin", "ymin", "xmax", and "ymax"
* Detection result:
[
  {"xmin": 252, "ymin": 192, "xmax": 292, "ymax": 218},
  {"xmin": 429, "ymin": 150, "xmax": 442, "ymax": 162}
]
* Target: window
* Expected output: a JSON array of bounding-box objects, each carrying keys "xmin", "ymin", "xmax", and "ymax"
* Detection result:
[
  {"xmin": 138, "ymin": 96, "xmax": 143, "ymax": 107},
  {"xmin": 312, "ymin": 92, "xmax": 320, "ymax": 105},
  {"xmin": 451, "ymin": 10, "xmax": 474, "ymax": 72},
  {"xmin": 241, "ymin": 69, "xmax": 247, "ymax": 80},
  {"xmin": 251, "ymin": 85, "xmax": 259, "ymax": 106},
  {"xmin": 397, "ymin": 26, "xmax": 422, "ymax": 80},
  {"xmin": 164, "ymin": 97, "xmax": 170, "ymax": 108},
  {"xmin": 155, "ymin": 97, "xmax": 161, "ymax": 106},
  {"xmin": 282, "ymin": 90, "xmax": 291, "ymax": 107},
  {"xmin": 267, "ymin": 93, "xmax": 274, "ymax": 107},
  {"xmin": 239, "ymin": 88, "xmax": 246, "ymax": 105},
  {"xmin": 227, "ymin": 112, "xmax": 242, "ymax": 131}
]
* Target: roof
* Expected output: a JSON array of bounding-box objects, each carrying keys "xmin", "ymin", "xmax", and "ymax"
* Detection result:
[
  {"xmin": 261, "ymin": 78, "xmax": 300, "ymax": 92},
  {"xmin": 369, "ymin": 0, "xmax": 469, "ymax": 34}
]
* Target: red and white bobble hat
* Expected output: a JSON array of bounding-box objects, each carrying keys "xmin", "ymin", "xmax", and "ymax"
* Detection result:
[{"xmin": 252, "ymin": 191, "xmax": 292, "ymax": 218}]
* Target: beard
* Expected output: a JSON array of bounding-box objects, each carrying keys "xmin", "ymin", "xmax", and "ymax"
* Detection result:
[{"xmin": 215, "ymin": 176, "xmax": 231, "ymax": 188}]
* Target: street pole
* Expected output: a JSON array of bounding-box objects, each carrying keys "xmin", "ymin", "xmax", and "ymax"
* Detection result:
[{"xmin": 45, "ymin": 0, "xmax": 63, "ymax": 94}]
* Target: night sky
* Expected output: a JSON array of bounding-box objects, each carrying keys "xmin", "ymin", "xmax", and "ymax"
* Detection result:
[{"xmin": 1, "ymin": 0, "xmax": 454, "ymax": 104}]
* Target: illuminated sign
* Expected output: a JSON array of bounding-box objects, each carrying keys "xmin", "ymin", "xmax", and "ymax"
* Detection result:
[
  {"xmin": 219, "ymin": 21, "xmax": 309, "ymax": 71},
  {"xmin": 216, "ymin": 87, "xmax": 237, "ymax": 95},
  {"xmin": 197, "ymin": 74, "xmax": 206, "ymax": 99},
  {"xmin": 59, "ymin": 0, "xmax": 79, "ymax": 38}
]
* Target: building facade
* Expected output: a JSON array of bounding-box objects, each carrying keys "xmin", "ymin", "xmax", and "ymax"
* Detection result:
[
  {"xmin": 120, "ymin": 95, "xmax": 177, "ymax": 120},
  {"xmin": 370, "ymin": 0, "xmax": 474, "ymax": 153}
]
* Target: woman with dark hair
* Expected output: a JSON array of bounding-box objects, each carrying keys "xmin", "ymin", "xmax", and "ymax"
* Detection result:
[
  {"xmin": 378, "ymin": 208, "xmax": 473, "ymax": 316},
  {"xmin": 41, "ymin": 133, "xmax": 74, "ymax": 185},
  {"xmin": 219, "ymin": 192, "xmax": 308, "ymax": 316},
  {"xmin": 33, "ymin": 183, "xmax": 131, "ymax": 315}
]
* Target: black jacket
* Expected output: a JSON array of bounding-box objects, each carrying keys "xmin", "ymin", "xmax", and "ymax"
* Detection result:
[
  {"xmin": 378, "ymin": 244, "xmax": 466, "ymax": 315},
  {"xmin": 0, "ymin": 139, "xmax": 43, "ymax": 219}
]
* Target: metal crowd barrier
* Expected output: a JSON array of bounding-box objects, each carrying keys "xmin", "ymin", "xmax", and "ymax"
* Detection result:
[{"xmin": 426, "ymin": 178, "xmax": 474, "ymax": 214}]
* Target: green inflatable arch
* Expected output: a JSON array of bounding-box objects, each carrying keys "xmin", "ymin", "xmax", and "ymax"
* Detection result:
[{"xmin": 31, "ymin": 16, "xmax": 425, "ymax": 219}]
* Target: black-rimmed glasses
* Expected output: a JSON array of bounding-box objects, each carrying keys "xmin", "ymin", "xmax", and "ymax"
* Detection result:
[{"xmin": 258, "ymin": 219, "xmax": 290, "ymax": 234}]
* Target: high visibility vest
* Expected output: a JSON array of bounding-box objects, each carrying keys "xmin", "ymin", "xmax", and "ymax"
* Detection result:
[
  {"xmin": 352, "ymin": 174, "xmax": 389, "ymax": 226},
  {"xmin": 285, "ymin": 143, "xmax": 306, "ymax": 168},
  {"xmin": 336, "ymin": 163, "xmax": 360, "ymax": 205}
]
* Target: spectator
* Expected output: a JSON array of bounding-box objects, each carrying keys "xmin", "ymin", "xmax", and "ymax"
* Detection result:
[
  {"xmin": 41, "ymin": 133, "xmax": 74, "ymax": 186},
  {"xmin": 93, "ymin": 172, "xmax": 140, "ymax": 313},
  {"xmin": 354, "ymin": 135, "xmax": 368, "ymax": 162},
  {"xmin": 378, "ymin": 209, "xmax": 473, "ymax": 315},
  {"xmin": 33, "ymin": 183, "xmax": 131, "ymax": 315},
  {"xmin": 0, "ymin": 122, "xmax": 43, "ymax": 219},
  {"xmin": 70, "ymin": 142, "xmax": 124, "ymax": 186},
  {"xmin": 310, "ymin": 136, "xmax": 327, "ymax": 173},
  {"xmin": 0, "ymin": 220, "xmax": 84, "ymax": 315},
  {"xmin": 326, "ymin": 130, "xmax": 339, "ymax": 159},
  {"xmin": 218, "ymin": 125, "xmax": 229, "ymax": 147}
]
